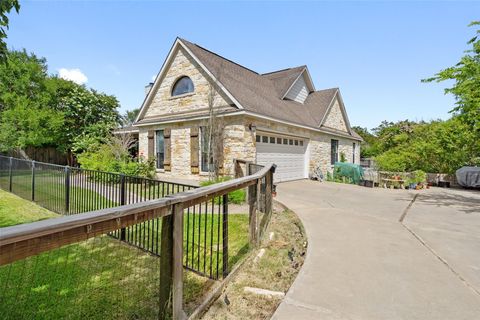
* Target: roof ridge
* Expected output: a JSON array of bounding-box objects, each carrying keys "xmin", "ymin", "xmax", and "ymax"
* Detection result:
[
  {"xmin": 261, "ymin": 65, "xmax": 306, "ymax": 76},
  {"xmin": 179, "ymin": 38, "xmax": 260, "ymax": 75}
]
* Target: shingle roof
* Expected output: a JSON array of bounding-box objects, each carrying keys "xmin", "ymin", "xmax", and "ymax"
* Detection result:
[{"xmin": 178, "ymin": 38, "xmax": 360, "ymax": 139}]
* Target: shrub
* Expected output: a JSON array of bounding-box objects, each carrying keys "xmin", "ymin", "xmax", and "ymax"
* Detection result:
[
  {"xmin": 200, "ymin": 177, "xmax": 246, "ymax": 204},
  {"xmin": 77, "ymin": 137, "xmax": 156, "ymax": 179}
]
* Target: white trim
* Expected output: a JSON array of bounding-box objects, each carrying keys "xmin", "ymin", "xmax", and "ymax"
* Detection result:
[
  {"xmin": 135, "ymin": 38, "xmax": 181, "ymax": 123},
  {"xmin": 319, "ymin": 89, "xmax": 339, "ymax": 126},
  {"xmin": 135, "ymin": 108, "xmax": 361, "ymax": 141},
  {"xmin": 256, "ymin": 127, "xmax": 309, "ymax": 139},
  {"xmin": 135, "ymin": 38, "xmax": 245, "ymax": 124},
  {"xmin": 319, "ymin": 89, "xmax": 352, "ymax": 135},
  {"xmin": 135, "ymin": 110, "xmax": 245, "ymax": 127},
  {"xmin": 281, "ymin": 67, "xmax": 316, "ymax": 100},
  {"xmin": 244, "ymin": 110, "xmax": 362, "ymax": 141},
  {"xmin": 305, "ymin": 140, "xmax": 311, "ymax": 178},
  {"xmin": 178, "ymin": 39, "xmax": 245, "ymax": 110}
]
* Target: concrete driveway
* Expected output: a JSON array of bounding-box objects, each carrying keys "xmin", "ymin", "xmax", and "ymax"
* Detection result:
[{"xmin": 272, "ymin": 181, "xmax": 480, "ymax": 320}]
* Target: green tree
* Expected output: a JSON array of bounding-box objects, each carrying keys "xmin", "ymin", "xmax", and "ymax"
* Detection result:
[
  {"xmin": 423, "ymin": 21, "xmax": 480, "ymax": 142},
  {"xmin": 0, "ymin": 101, "xmax": 64, "ymax": 154},
  {"xmin": 351, "ymin": 126, "xmax": 378, "ymax": 158},
  {"xmin": 0, "ymin": 0, "xmax": 20, "ymax": 62},
  {"xmin": 0, "ymin": 48, "xmax": 121, "ymax": 162},
  {"xmin": 121, "ymin": 108, "xmax": 140, "ymax": 127}
]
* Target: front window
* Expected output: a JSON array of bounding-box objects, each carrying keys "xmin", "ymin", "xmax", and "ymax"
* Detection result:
[
  {"xmin": 331, "ymin": 139, "xmax": 339, "ymax": 165},
  {"xmin": 171, "ymin": 76, "xmax": 194, "ymax": 96},
  {"xmin": 353, "ymin": 143, "xmax": 356, "ymax": 164},
  {"xmin": 156, "ymin": 130, "xmax": 164, "ymax": 169},
  {"xmin": 200, "ymin": 127, "xmax": 213, "ymax": 172}
]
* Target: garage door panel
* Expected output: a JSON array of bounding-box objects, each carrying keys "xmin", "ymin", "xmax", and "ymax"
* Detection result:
[{"xmin": 256, "ymin": 133, "xmax": 307, "ymax": 183}]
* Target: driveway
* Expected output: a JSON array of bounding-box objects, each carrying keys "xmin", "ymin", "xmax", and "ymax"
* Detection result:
[{"xmin": 272, "ymin": 181, "xmax": 480, "ymax": 320}]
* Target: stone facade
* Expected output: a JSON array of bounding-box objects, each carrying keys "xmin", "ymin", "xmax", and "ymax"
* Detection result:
[
  {"xmin": 137, "ymin": 44, "xmax": 360, "ymax": 182},
  {"xmin": 323, "ymin": 98, "xmax": 348, "ymax": 132},
  {"xmin": 143, "ymin": 47, "xmax": 235, "ymax": 120}
]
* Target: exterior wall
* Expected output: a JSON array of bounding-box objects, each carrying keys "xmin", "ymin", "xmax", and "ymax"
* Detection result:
[
  {"xmin": 285, "ymin": 74, "xmax": 309, "ymax": 103},
  {"xmin": 323, "ymin": 98, "xmax": 348, "ymax": 132},
  {"xmin": 138, "ymin": 115, "xmax": 255, "ymax": 181},
  {"xmin": 142, "ymin": 46, "xmax": 234, "ymax": 120},
  {"xmin": 245, "ymin": 116, "xmax": 360, "ymax": 178},
  {"xmin": 309, "ymin": 136, "xmax": 360, "ymax": 177}
]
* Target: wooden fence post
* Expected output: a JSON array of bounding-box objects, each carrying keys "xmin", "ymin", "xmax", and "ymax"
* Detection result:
[
  {"xmin": 159, "ymin": 204, "xmax": 185, "ymax": 320},
  {"xmin": 172, "ymin": 203, "xmax": 185, "ymax": 320},
  {"xmin": 248, "ymin": 178, "xmax": 260, "ymax": 247},
  {"xmin": 159, "ymin": 211, "xmax": 174, "ymax": 319}
]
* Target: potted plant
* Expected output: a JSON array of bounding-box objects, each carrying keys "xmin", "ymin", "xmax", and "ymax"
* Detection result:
[{"xmin": 412, "ymin": 170, "xmax": 427, "ymax": 190}]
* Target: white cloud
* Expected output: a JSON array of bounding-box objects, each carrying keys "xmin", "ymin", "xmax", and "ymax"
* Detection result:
[
  {"xmin": 58, "ymin": 68, "xmax": 88, "ymax": 85},
  {"xmin": 151, "ymin": 75, "xmax": 156, "ymax": 82}
]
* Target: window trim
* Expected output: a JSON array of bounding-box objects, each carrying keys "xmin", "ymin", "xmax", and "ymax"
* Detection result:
[
  {"xmin": 155, "ymin": 129, "xmax": 165, "ymax": 170},
  {"xmin": 331, "ymin": 139, "xmax": 339, "ymax": 165},
  {"xmin": 171, "ymin": 76, "xmax": 194, "ymax": 97}
]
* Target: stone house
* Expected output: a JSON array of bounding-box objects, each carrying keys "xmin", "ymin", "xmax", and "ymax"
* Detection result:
[{"xmin": 134, "ymin": 38, "xmax": 362, "ymax": 183}]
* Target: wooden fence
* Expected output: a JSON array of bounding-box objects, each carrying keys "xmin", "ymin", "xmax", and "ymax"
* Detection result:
[{"xmin": 0, "ymin": 161, "xmax": 275, "ymax": 319}]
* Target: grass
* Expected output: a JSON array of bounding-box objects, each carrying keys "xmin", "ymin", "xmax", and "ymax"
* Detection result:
[
  {"xmin": 0, "ymin": 192, "xmax": 250, "ymax": 319},
  {"xmin": 202, "ymin": 208, "xmax": 307, "ymax": 319},
  {"xmin": 0, "ymin": 172, "xmax": 118, "ymax": 214},
  {"xmin": 0, "ymin": 189, "xmax": 58, "ymax": 227}
]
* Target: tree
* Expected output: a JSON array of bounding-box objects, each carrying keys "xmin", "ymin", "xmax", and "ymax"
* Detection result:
[
  {"xmin": 0, "ymin": 48, "xmax": 121, "ymax": 163},
  {"xmin": 0, "ymin": 0, "xmax": 19, "ymax": 62},
  {"xmin": 0, "ymin": 101, "xmax": 64, "ymax": 157},
  {"xmin": 423, "ymin": 21, "xmax": 480, "ymax": 141},
  {"xmin": 351, "ymin": 126, "xmax": 378, "ymax": 158},
  {"xmin": 120, "ymin": 108, "xmax": 140, "ymax": 127},
  {"xmin": 0, "ymin": 49, "xmax": 50, "ymax": 111}
]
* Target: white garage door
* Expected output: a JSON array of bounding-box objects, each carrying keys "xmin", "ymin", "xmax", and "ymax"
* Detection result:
[{"xmin": 256, "ymin": 133, "xmax": 307, "ymax": 183}]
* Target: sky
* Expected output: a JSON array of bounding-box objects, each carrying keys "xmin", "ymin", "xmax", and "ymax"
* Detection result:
[{"xmin": 6, "ymin": 1, "xmax": 480, "ymax": 130}]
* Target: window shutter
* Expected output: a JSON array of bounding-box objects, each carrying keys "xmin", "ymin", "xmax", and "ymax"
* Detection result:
[
  {"xmin": 164, "ymin": 128, "xmax": 171, "ymax": 171},
  {"xmin": 147, "ymin": 130, "xmax": 155, "ymax": 160},
  {"xmin": 190, "ymin": 127, "xmax": 199, "ymax": 174},
  {"xmin": 217, "ymin": 131, "xmax": 224, "ymax": 175}
]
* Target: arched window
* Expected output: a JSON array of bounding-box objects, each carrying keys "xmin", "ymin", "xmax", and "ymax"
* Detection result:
[{"xmin": 171, "ymin": 76, "xmax": 194, "ymax": 96}]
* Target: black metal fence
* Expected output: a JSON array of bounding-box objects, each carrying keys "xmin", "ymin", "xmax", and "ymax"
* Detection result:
[
  {"xmin": 0, "ymin": 155, "xmax": 196, "ymax": 215},
  {"xmin": 0, "ymin": 156, "xmax": 237, "ymax": 280}
]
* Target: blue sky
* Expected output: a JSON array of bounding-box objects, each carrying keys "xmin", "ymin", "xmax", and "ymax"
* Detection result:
[{"xmin": 6, "ymin": 1, "xmax": 480, "ymax": 129}]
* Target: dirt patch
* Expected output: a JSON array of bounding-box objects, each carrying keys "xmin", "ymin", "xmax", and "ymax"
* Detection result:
[{"xmin": 200, "ymin": 205, "xmax": 307, "ymax": 319}]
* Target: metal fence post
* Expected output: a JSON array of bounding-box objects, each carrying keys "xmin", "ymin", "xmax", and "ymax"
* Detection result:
[
  {"xmin": 64, "ymin": 166, "xmax": 70, "ymax": 214},
  {"xmin": 8, "ymin": 157, "xmax": 13, "ymax": 192},
  {"xmin": 222, "ymin": 193, "xmax": 229, "ymax": 278},
  {"xmin": 120, "ymin": 174, "xmax": 126, "ymax": 240},
  {"xmin": 31, "ymin": 161, "xmax": 35, "ymax": 201}
]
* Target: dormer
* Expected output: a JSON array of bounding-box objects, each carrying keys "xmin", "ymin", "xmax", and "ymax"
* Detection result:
[{"xmin": 282, "ymin": 67, "xmax": 315, "ymax": 104}]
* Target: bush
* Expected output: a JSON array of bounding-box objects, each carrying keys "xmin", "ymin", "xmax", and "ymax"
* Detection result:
[
  {"xmin": 77, "ymin": 137, "xmax": 156, "ymax": 178},
  {"xmin": 200, "ymin": 177, "xmax": 246, "ymax": 204}
]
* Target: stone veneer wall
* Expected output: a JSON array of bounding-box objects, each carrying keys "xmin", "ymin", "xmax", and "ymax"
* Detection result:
[
  {"xmin": 322, "ymin": 98, "xmax": 348, "ymax": 132},
  {"xmin": 138, "ymin": 116, "xmax": 255, "ymax": 181},
  {"xmin": 143, "ymin": 46, "xmax": 234, "ymax": 119}
]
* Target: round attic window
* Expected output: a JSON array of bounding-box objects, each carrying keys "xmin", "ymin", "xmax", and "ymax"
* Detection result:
[{"xmin": 171, "ymin": 76, "xmax": 194, "ymax": 96}]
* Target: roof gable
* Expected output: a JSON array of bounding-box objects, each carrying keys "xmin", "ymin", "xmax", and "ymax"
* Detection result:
[{"xmin": 136, "ymin": 37, "xmax": 360, "ymax": 141}]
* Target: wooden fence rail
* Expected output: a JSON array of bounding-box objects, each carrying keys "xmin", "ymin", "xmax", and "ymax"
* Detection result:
[{"xmin": 0, "ymin": 162, "xmax": 275, "ymax": 320}]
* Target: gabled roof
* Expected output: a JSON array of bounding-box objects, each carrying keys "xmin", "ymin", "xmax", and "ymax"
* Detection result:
[{"xmin": 137, "ymin": 37, "xmax": 361, "ymax": 141}]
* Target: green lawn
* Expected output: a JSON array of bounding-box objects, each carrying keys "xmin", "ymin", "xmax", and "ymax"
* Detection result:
[
  {"xmin": 0, "ymin": 190, "xmax": 250, "ymax": 319},
  {"xmin": 0, "ymin": 189, "xmax": 59, "ymax": 227},
  {"xmin": 0, "ymin": 172, "xmax": 118, "ymax": 214}
]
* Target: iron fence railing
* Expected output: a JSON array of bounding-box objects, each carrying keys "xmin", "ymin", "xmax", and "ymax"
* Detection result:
[
  {"xmin": 0, "ymin": 155, "xmax": 196, "ymax": 216},
  {"xmin": 0, "ymin": 162, "xmax": 275, "ymax": 319}
]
